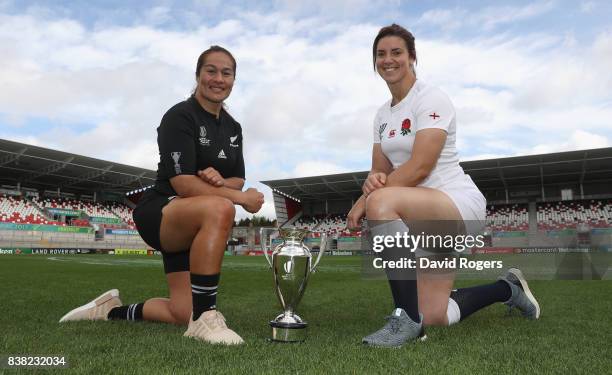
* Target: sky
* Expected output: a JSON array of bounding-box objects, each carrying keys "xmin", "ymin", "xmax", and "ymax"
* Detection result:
[{"xmin": 1, "ymin": 0, "xmax": 611, "ymax": 219}]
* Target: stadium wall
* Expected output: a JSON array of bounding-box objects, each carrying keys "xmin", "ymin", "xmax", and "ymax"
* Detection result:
[{"xmin": 0, "ymin": 228, "xmax": 148, "ymax": 250}]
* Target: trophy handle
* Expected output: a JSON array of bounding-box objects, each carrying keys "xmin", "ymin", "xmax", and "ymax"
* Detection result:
[
  {"xmin": 310, "ymin": 232, "xmax": 327, "ymax": 273},
  {"xmin": 260, "ymin": 228, "xmax": 273, "ymax": 268}
]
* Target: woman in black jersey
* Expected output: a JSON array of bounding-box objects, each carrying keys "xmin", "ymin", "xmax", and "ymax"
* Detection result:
[{"xmin": 59, "ymin": 46, "xmax": 264, "ymax": 345}]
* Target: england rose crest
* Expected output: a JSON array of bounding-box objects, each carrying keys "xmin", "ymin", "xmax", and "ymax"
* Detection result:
[{"xmin": 401, "ymin": 118, "xmax": 411, "ymax": 135}]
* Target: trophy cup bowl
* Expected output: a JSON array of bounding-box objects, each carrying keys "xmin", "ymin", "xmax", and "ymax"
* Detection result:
[{"xmin": 260, "ymin": 227, "xmax": 326, "ymax": 342}]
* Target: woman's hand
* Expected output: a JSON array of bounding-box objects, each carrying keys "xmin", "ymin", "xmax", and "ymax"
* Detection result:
[
  {"xmin": 346, "ymin": 197, "xmax": 366, "ymax": 232},
  {"xmin": 197, "ymin": 167, "xmax": 224, "ymax": 187},
  {"xmin": 363, "ymin": 172, "xmax": 386, "ymax": 195},
  {"xmin": 241, "ymin": 188, "xmax": 264, "ymax": 213}
]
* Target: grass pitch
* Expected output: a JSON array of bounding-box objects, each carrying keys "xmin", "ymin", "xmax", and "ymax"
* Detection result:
[{"xmin": 0, "ymin": 254, "xmax": 610, "ymax": 374}]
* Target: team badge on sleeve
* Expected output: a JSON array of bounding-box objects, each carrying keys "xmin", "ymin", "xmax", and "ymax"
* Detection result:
[
  {"xmin": 378, "ymin": 123, "xmax": 387, "ymax": 141},
  {"xmin": 171, "ymin": 152, "xmax": 182, "ymax": 174}
]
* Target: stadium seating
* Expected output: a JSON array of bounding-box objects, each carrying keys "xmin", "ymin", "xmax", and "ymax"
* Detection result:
[
  {"xmin": 486, "ymin": 203, "xmax": 529, "ymax": 231},
  {"xmin": 537, "ymin": 199, "xmax": 612, "ymax": 230},
  {"xmin": 0, "ymin": 194, "xmax": 61, "ymax": 225},
  {"xmin": 292, "ymin": 215, "xmax": 326, "ymax": 230},
  {"xmin": 33, "ymin": 196, "xmax": 118, "ymax": 218},
  {"xmin": 0, "ymin": 194, "xmax": 137, "ymax": 228},
  {"xmin": 284, "ymin": 199, "xmax": 612, "ymax": 239},
  {"xmin": 288, "ymin": 213, "xmax": 362, "ymax": 237},
  {"xmin": 106, "ymin": 202, "xmax": 135, "ymax": 228},
  {"xmin": 5, "ymin": 190, "xmax": 612, "ymax": 248},
  {"xmin": 317, "ymin": 214, "xmax": 346, "ymax": 233}
]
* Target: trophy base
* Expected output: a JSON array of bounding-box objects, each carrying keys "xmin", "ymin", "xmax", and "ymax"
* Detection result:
[{"xmin": 270, "ymin": 320, "xmax": 308, "ymax": 342}]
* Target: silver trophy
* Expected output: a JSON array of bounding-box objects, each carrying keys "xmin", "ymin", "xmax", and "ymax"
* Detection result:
[{"xmin": 260, "ymin": 227, "xmax": 327, "ymax": 342}]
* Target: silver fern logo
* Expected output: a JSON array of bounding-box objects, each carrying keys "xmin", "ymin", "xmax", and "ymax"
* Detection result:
[
  {"xmin": 378, "ymin": 123, "xmax": 387, "ymax": 141},
  {"xmin": 171, "ymin": 152, "xmax": 181, "ymax": 174},
  {"xmin": 229, "ymin": 135, "xmax": 239, "ymax": 147}
]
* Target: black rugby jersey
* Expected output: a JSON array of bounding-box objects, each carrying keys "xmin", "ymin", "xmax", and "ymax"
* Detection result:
[{"xmin": 152, "ymin": 96, "xmax": 245, "ymax": 197}]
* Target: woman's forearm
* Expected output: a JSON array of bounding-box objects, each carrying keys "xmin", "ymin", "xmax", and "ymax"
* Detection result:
[
  {"xmin": 170, "ymin": 175, "xmax": 244, "ymax": 205},
  {"xmin": 385, "ymin": 159, "xmax": 430, "ymax": 188},
  {"xmin": 224, "ymin": 177, "xmax": 245, "ymax": 191}
]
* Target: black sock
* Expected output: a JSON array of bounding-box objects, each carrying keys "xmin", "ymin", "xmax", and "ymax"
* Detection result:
[
  {"xmin": 387, "ymin": 278, "xmax": 420, "ymax": 322},
  {"xmin": 107, "ymin": 303, "xmax": 144, "ymax": 321},
  {"xmin": 191, "ymin": 273, "xmax": 220, "ymax": 320},
  {"xmin": 382, "ymin": 242, "xmax": 419, "ymax": 323},
  {"xmin": 450, "ymin": 280, "xmax": 512, "ymax": 321},
  {"xmin": 370, "ymin": 220, "xmax": 420, "ymax": 323}
]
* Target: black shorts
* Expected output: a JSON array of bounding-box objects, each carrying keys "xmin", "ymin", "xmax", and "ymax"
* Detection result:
[{"xmin": 133, "ymin": 189, "xmax": 190, "ymax": 274}]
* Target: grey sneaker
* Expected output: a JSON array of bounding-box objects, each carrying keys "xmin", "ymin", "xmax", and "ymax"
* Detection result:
[
  {"xmin": 362, "ymin": 308, "xmax": 426, "ymax": 348},
  {"xmin": 499, "ymin": 268, "xmax": 541, "ymax": 319}
]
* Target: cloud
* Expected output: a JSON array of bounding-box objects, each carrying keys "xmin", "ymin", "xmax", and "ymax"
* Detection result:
[
  {"xmin": 292, "ymin": 161, "xmax": 351, "ymax": 177},
  {"xmin": 1, "ymin": 3, "xmax": 611, "ymax": 221},
  {"xmin": 417, "ymin": 1, "xmax": 555, "ymax": 31},
  {"xmin": 580, "ymin": 1, "xmax": 596, "ymax": 13},
  {"xmin": 272, "ymin": 0, "xmax": 400, "ymax": 20},
  {"xmin": 525, "ymin": 130, "xmax": 609, "ymax": 155},
  {"xmin": 511, "ymin": 34, "xmax": 612, "ymax": 111}
]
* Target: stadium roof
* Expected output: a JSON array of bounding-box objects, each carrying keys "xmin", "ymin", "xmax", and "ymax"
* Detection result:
[
  {"xmin": 261, "ymin": 147, "xmax": 612, "ymax": 201},
  {"xmin": 3, "ymin": 137, "xmax": 611, "ymax": 200},
  {"xmin": 0, "ymin": 138, "xmax": 156, "ymax": 194}
]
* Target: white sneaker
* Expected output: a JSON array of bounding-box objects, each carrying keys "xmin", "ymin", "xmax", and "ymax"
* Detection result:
[
  {"xmin": 59, "ymin": 289, "xmax": 122, "ymax": 322},
  {"xmin": 184, "ymin": 310, "xmax": 244, "ymax": 345}
]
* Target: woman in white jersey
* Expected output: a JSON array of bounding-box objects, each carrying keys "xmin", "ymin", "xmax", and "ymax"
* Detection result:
[{"xmin": 347, "ymin": 24, "xmax": 540, "ymax": 348}]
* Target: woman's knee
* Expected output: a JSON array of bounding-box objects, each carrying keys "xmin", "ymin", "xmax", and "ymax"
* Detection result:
[
  {"xmin": 365, "ymin": 188, "xmax": 395, "ymax": 219},
  {"xmin": 193, "ymin": 196, "xmax": 235, "ymax": 227}
]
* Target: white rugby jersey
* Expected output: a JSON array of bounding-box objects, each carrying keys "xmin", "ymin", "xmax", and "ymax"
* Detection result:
[{"xmin": 372, "ymin": 80, "xmax": 467, "ymax": 189}]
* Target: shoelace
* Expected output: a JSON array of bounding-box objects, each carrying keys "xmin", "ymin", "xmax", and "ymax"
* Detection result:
[
  {"xmin": 384, "ymin": 315, "xmax": 402, "ymax": 333},
  {"xmin": 211, "ymin": 312, "xmax": 227, "ymax": 330},
  {"xmin": 506, "ymin": 297, "xmax": 533, "ymax": 317}
]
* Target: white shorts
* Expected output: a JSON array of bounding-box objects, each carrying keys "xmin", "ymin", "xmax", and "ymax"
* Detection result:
[
  {"xmin": 413, "ymin": 175, "xmax": 485, "ymax": 258},
  {"xmin": 437, "ymin": 174, "xmax": 486, "ymax": 221},
  {"xmin": 438, "ymin": 174, "xmax": 486, "ymax": 233}
]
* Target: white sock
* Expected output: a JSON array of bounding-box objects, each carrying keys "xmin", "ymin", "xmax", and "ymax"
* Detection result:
[
  {"xmin": 369, "ymin": 219, "xmax": 408, "ymax": 237},
  {"xmin": 447, "ymin": 297, "xmax": 461, "ymax": 325}
]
